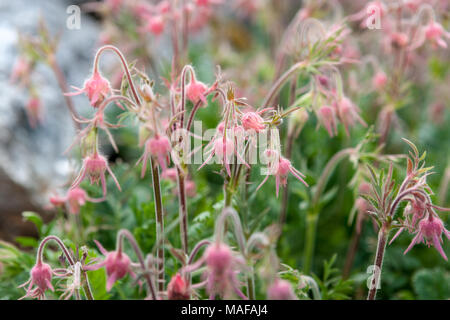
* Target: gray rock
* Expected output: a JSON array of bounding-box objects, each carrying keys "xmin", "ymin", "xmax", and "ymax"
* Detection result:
[{"xmin": 0, "ymin": 0, "xmax": 100, "ymax": 240}]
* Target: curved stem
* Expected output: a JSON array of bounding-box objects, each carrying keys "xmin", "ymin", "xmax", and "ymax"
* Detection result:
[
  {"xmin": 93, "ymin": 45, "xmax": 141, "ymax": 106},
  {"xmin": 312, "ymin": 148, "xmax": 354, "ymax": 208},
  {"xmin": 261, "ymin": 61, "xmax": 307, "ymax": 109}
]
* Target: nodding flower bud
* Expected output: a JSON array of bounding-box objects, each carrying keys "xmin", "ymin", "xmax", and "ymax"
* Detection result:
[
  {"xmin": 104, "ymin": 251, "xmax": 132, "ymax": 291},
  {"xmin": 336, "ymin": 97, "xmax": 366, "ymax": 136},
  {"xmin": 186, "ymin": 76, "xmax": 208, "ymax": 104},
  {"xmin": 267, "ymin": 279, "xmax": 297, "ymax": 300},
  {"xmin": 66, "ymin": 187, "xmax": 87, "ymax": 215},
  {"xmin": 205, "ymin": 243, "xmax": 233, "ymax": 275},
  {"xmin": 167, "ymin": 273, "xmax": 190, "ymax": 300},
  {"xmin": 19, "ymin": 261, "xmax": 54, "ymax": 299},
  {"xmin": 405, "ymin": 215, "xmax": 450, "ymax": 260},
  {"xmin": 65, "ymin": 70, "xmax": 112, "ymax": 108},
  {"xmin": 26, "ymin": 96, "xmax": 42, "ymax": 128},
  {"xmin": 72, "ymin": 152, "xmax": 121, "ymax": 197},
  {"xmin": 185, "ymin": 179, "xmax": 197, "ymax": 197},
  {"xmin": 318, "ymin": 106, "xmax": 338, "ymax": 137},
  {"xmin": 145, "ymin": 15, "xmax": 165, "ymax": 36},
  {"xmin": 148, "ymin": 135, "xmax": 171, "ymax": 157},
  {"xmin": 139, "ymin": 135, "xmax": 171, "ymax": 176},
  {"xmin": 372, "ymin": 71, "xmax": 387, "ymax": 91},
  {"xmin": 195, "ymin": 0, "xmax": 223, "ymax": 8},
  {"xmin": 241, "ymin": 112, "xmax": 266, "ymax": 132},
  {"xmin": 424, "ymin": 21, "xmax": 449, "ymax": 49},
  {"xmin": 161, "ymin": 168, "xmax": 178, "ymax": 182}
]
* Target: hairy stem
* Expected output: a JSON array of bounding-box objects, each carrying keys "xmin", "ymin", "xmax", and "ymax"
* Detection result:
[
  {"xmin": 150, "ymin": 157, "xmax": 165, "ymax": 293},
  {"xmin": 367, "ymin": 224, "xmax": 389, "ymax": 300}
]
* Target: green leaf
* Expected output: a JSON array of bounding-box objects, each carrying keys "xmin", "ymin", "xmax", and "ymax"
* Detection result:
[
  {"xmin": 15, "ymin": 237, "xmax": 38, "ymax": 248},
  {"xmin": 22, "ymin": 211, "xmax": 43, "ymax": 235},
  {"xmin": 413, "ymin": 268, "xmax": 449, "ymax": 300}
]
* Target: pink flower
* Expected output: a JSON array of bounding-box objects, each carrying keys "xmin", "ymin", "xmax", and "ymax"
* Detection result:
[
  {"xmin": 138, "ymin": 135, "xmax": 172, "ymax": 177},
  {"xmin": 65, "ymin": 70, "xmax": 112, "ymax": 108},
  {"xmin": 257, "ymin": 152, "xmax": 308, "ymax": 198},
  {"xmin": 185, "ymin": 179, "xmax": 197, "ymax": 197},
  {"xmin": 404, "ymin": 215, "xmax": 450, "ymax": 260},
  {"xmin": 19, "ymin": 262, "xmax": 54, "ymax": 300},
  {"xmin": 317, "ymin": 106, "xmax": 338, "ymax": 137},
  {"xmin": 194, "ymin": 0, "xmax": 223, "ymax": 8},
  {"xmin": 267, "ymin": 279, "xmax": 297, "ymax": 300},
  {"xmin": 145, "ymin": 15, "xmax": 165, "ymax": 36},
  {"xmin": 390, "ymin": 32, "xmax": 409, "ymax": 48},
  {"xmin": 86, "ymin": 240, "xmax": 136, "ymax": 291},
  {"xmin": 167, "ymin": 273, "xmax": 190, "ymax": 300},
  {"xmin": 199, "ymin": 135, "xmax": 249, "ymax": 177},
  {"xmin": 10, "ymin": 57, "xmax": 31, "ymax": 85},
  {"xmin": 424, "ymin": 21, "xmax": 450, "ymax": 49},
  {"xmin": 372, "ymin": 71, "xmax": 387, "ymax": 91},
  {"xmin": 26, "ymin": 97, "xmax": 43, "ymax": 128},
  {"xmin": 71, "ymin": 152, "xmax": 121, "ymax": 197},
  {"xmin": 335, "ymin": 97, "xmax": 367, "ymax": 136},
  {"xmin": 186, "ymin": 75, "xmax": 208, "ymax": 104},
  {"xmin": 65, "ymin": 187, "xmax": 88, "ymax": 215},
  {"xmin": 241, "ymin": 111, "xmax": 266, "ymax": 132},
  {"xmin": 203, "ymin": 243, "xmax": 247, "ymax": 299},
  {"xmin": 161, "ymin": 168, "xmax": 178, "ymax": 182}
]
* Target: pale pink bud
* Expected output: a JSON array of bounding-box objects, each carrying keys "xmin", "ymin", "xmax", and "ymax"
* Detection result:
[
  {"xmin": 186, "ymin": 77, "xmax": 208, "ymax": 104},
  {"xmin": 148, "ymin": 135, "xmax": 171, "ymax": 157},
  {"xmin": 66, "ymin": 187, "xmax": 87, "ymax": 215},
  {"xmin": 19, "ymin": 262, "xmax": 54, "ymax": 299},
  {"xmin": 205, "ymin": 243, "xmax": 233, "ymax": 275},
  {"xmin": 241, "ymin": 112, "xmax": 266, "ymax": 132},
  {"xmin": 267, "ymin": 279, "xmax": 297, "ymax": 300},
  {"xmin": 104, "ymin": 251, "xmax": 132, "ymax": 291},
  {"xmin": 161, "ymin": 168, "xmax": 178, "ymax": 182},
  {"xmin": 372, "ymin": 71, "xmax": 387, "ymax": 91},
  {"xmin": 318, "ymin": 106, "xmax": 338, "ymax": 137},
  {"xmin": 145, "ymin": 15, "xmax": 165, "ymax": 36},
  {"xmin": 185, "ymin": 180, "xmax": 197, "ymax": 197},
  {"xmin": 26, "ymin": 97, "xmax": 42, "ymax": 128},
  {"xmin": 65, "ymin": 70, "xmax": 112, "ymax": 108}
]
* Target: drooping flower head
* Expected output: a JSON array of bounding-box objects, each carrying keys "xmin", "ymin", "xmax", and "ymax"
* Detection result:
[
  {"xmin": 372, "ymin": 71, "xmax": 387, "ymax": 91},
  {"xmin": 424, "ymin": 21, "xmax": 450, "ymax": 49},
  {"xmin": 71, "ymin": 152, "xmax": 121, "ymax": 197},
  {"xmin": 186, "ymin": 74, "xmax": 208, "ymax": 104},
  {"xmin": 85, "ymin": 240, "xmax": 136, "ymax": 292},
  {"xmin": 241, "ymin": 111, "xmax": 266, "ymax": 132},
  {"xmin": 267, "ymin": 279, "xmax": 297, "ymax": 300},
  {"xmin": 65, "ymin": 70, "xmax": 112, "ymax": 108},
  {"xmin": 335, "ymin": 97, "xmax": 367, "ymax": 136},
  {"xmin": 66, "ymin": 187, "xmax": 87, "ymax": 215},
  {"xmin": 26, "ymin": 96, "xmax": 43, "ymax": 128},
  {"xmin": 19, "ymin": 262, "xmax": 54, "ymax": 300},
  {"xmin": 404, "ymin": 215, "xmax": 450, "ymax": 260},
  {"xmin": 257, "ymin": 151, "xmax": 308, "ymax": 198},
  {"xmin": 317, "ymin": 106, "xmax": 338, "ymax": 137},
  {"xmin": 144, "ymin": 15, "xmax": 165, "ymax": 36},
  {"xmin": 138, "ymin": 135, "xmax": 172, "ymax": 177}
]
